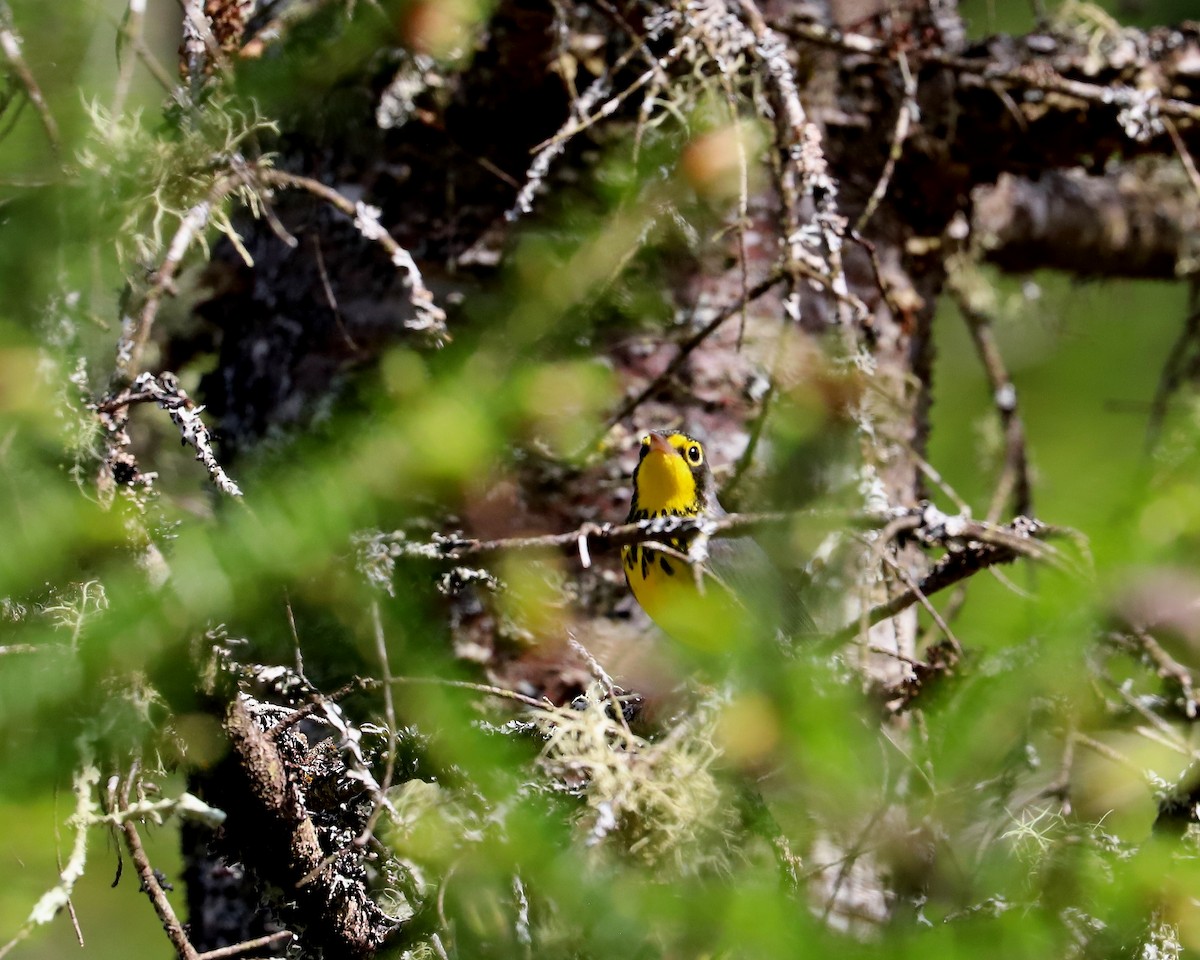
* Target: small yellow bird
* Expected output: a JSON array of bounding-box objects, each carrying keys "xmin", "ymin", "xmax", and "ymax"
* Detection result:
[{"xmin": 622, "ymin": 430, "xmax": 802, "ymax": 647}]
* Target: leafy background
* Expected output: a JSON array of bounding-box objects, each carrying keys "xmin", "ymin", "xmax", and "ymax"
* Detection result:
[{"xmin": 2, "ymin": 0, "xmax": 1199, "ymax": 957}]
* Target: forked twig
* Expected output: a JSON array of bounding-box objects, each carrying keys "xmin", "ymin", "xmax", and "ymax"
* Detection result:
[{"xmin": 949, "ymin": 279, "xmax": 1032, "ymax": 520}]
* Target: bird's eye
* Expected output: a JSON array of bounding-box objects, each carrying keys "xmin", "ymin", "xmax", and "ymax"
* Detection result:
[{"xmin": 687, "ymin": 445, "xmax": 702, "ymax": 464}]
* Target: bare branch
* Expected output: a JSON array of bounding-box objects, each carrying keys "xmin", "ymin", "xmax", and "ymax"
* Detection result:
[
  {"xmin": 195, "ymin": 931, "xmax": 295, "ymax": 960},
  {"xmin": 1147, "ymin": 278, "xmax": 1200, "ymax": 449},
  {"xmin": 108, "ymin": 0, "xmax": 174, "ymax": 99},
  {"xmin": 258, "ymin": 169, "xmax": 449, "ymax": 343},
  {"xmin": 974, "ymin": 170, "xmax": 1200, "ymax": 279},
  {"xmin": 877, "ymin": 548, "xmax": 964, "ymax": 659},
  {"xmin": 371, "ymin": 507, "xmax": 842, "ymax": 564},
  {"xmin": 0, "ymin": 2, "xmax": 59, "ymax": 154},
  {"xmin": 350, "ymin": 602, "xmax": 400, "ymax": 850},
  {"xmin": 737, "ymin": 0, "xmax": 848, "ymax": 325},
  {"xmin": 117, "ymin": 771, "xmax": 200, "ymax": 960},
  {"xmin": 782, "ymin": 17, "xmax": 1200, "ymax": 127},
  {"xmin": 831, "ymin": 513, "xmax": 1079, "ymax": 646},
  {"xmin": 94, "ymin": 372, "xmax": 243, "ymax": 498},
  {"xmin": 605, "ymin": 269, "xmax": 786, "ymax": 429},
  {"xmin": 512, "ymin": 40, "xmax": 651, "ymax": 220},
  {"xmin": 948, "ymin": 274, "xmax": 1033, "ymax": 521},
  {"xmin": 1128, "ymin": 630, "xmax": 1199, "ymax": 720},
  {"xmin": 112, "ymin": 0, "xmax": 147, "ymax": 114},
  {"xmin": 854, "ymin": 51, "xmax": 917, "ymax": 234}
]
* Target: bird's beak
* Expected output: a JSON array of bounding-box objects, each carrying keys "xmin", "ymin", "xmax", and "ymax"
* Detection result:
[{"xmin": 646, "ymin": 433, "xmax": 676, "ymax": 457}]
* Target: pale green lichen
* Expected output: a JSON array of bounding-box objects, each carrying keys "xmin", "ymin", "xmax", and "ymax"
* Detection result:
[
  {"xmin": 534, "ymin": 684, "xmax": 736, "ymax": 875},
  {"xmin": 77, "ymin": 96, "xmax": 277, "ymax": 270}
]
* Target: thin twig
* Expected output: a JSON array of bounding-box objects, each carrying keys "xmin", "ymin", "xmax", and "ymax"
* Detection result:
[
  {"xmin": 118, "ymin": 770, "xmax": 200, "ymax": 960},
  {"xmin": 510, "ymin": 24, "xmax": 676, "ymax": 224},
  {"xmin": 877, "ymin": 549, "xmax": 964, "ymax": 658},
  {"xmin": 1164, "ymin": 117, "xmax": 1200, "ymax": 199},
  {"xmin": 1110, "ymin": 680, "xmax": 1197, "ymax": 759},
  {"xmin": 831, "ymin": 516, "xmax": 1074, "ymax": 644},
  {"xmin": 352, "ymin": 601, "xmax": 400, "ymax": 849},
  {"xmin": 526, "ymin": 41, "xmax": 659, "ymax": 156},
  {"xmin": 568, "ymin": 633, "xmax": 637, "ymax": 740},
  {"xmin": 1135, "ymin": 630, "xmax": 1198, "ymax": 719},
  {"xmin": 284, "ymin": 590, "xmax": 305, "ymax": 678},
  {"xmin": 848, "ymin": 231, "xmax": 898, "ymax": 333},
  {"xmin": 854, "ymin": 50, "xmax": 917, "ymax": 233},
  {"xmin": 910, "ymin": 445, "xmax": 974, "ymax": 516},
  {"xmin": 311, "ymin": 233, "xmax": 359, "ymax": 351},
  {"xmin": 267, "ymin": 677, "xmax": 374, "ymax": 738},
  {"xmin": 54, "ymin": 844, "xmax": 84, "ymax": 948},
  {"xmin": 949, "ymin": 279, "xmax": 1032, "ymax": 520},
  {"xmin": 866, "ymin": 644, "xmax": 924, "ymax": 668},
  {"xmin": 195, "ymin": 930, "xmax": 294, "ymax": 960},
  {"xmin": 94, "ymin": 372, "xmax": 242, "ymax": 497},
  {"xmin": 594, "ymin": 0, "xmax": 672, "ymax": 166},
  {"xmin": 258, "ymin": 169, "xmax": 448, "ymax": 341},
  {"xmin": 0, "ymin": 2, "xmax": 59, "ymax": 153},
  {"xmin": 386, "ymin": 675, "xmax": 548, "ymax": 711},
  {"xmin": 1038, "ymin": 722, "xmax": 1076, "ymax": 814},
  {"xmin": 1147, "ymin": 279, "xmax": 1200, "ymax": 450},
  {"xmin": 720, "ymin": 378, "xmax": 775, "ymax": 505},
  {"xmin": 818, "ymin": 803, "xmax": 891, "ymax": 924},
  {"xmin": 111, "ymin": 0, "xmax": 174, "ymax": 94},
  {"xmin": 112, "ymin": 0, "xmax": 147, "ymax": 114},
  {"xmin": 0, "ymin": 764, "xmax": 98, "ymax": 960},
  {"xmin": 606, "ymin": 269, "xmax": 786, "ymax": 428},
  {"xmin": 1072, "ymin": 732, "xmax": 1149, "ymax": 777}
]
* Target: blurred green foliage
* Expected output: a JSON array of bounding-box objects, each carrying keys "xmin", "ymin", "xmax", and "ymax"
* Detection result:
[
  {"xmin": 3, "ymin": 1, "xmax": 1200, "ymax": 959},
  {"xmin": 959, "ymin": 0, "xmax": 1195, "ymax": 35}
]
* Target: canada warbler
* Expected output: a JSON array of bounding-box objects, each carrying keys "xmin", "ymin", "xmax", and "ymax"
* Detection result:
[{"xmin": 622, "ymin": 430, "xmax": 804, "ymax": 647}]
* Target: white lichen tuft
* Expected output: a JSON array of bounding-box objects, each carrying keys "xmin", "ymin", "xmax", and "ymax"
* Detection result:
[{"xmin": 532, "ymin": 684, "xmax": 736, "ymax": 874}]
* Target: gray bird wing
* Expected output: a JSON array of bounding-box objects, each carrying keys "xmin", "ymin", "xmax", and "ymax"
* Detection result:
[{"xmin": 705, "ymin": 534, "xmax": 816, "ymax": 638}]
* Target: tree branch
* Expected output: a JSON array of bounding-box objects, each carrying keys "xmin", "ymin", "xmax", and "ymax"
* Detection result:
[{"xmin": 974, "ymin": 170, "xmax": 1200, "ymax": 279}]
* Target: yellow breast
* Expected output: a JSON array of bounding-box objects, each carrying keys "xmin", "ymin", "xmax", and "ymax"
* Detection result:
[
  {"xmin": 623, "ymin": 539, "xmax": 687, "ymax": 622},
  {"xmin": 622, "ymin": 538, "xmax": 744, "ymax": 649}
]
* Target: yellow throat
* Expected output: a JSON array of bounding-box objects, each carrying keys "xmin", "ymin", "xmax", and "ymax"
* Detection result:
[{"xmin": 632, "ymin": 433, "xmax": 702, "ymax": 518}]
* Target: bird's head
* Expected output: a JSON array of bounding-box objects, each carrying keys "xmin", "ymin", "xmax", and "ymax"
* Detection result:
[{"xmin": 630, "ymin": 430, "xmax": 715, "ymax": 517}]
